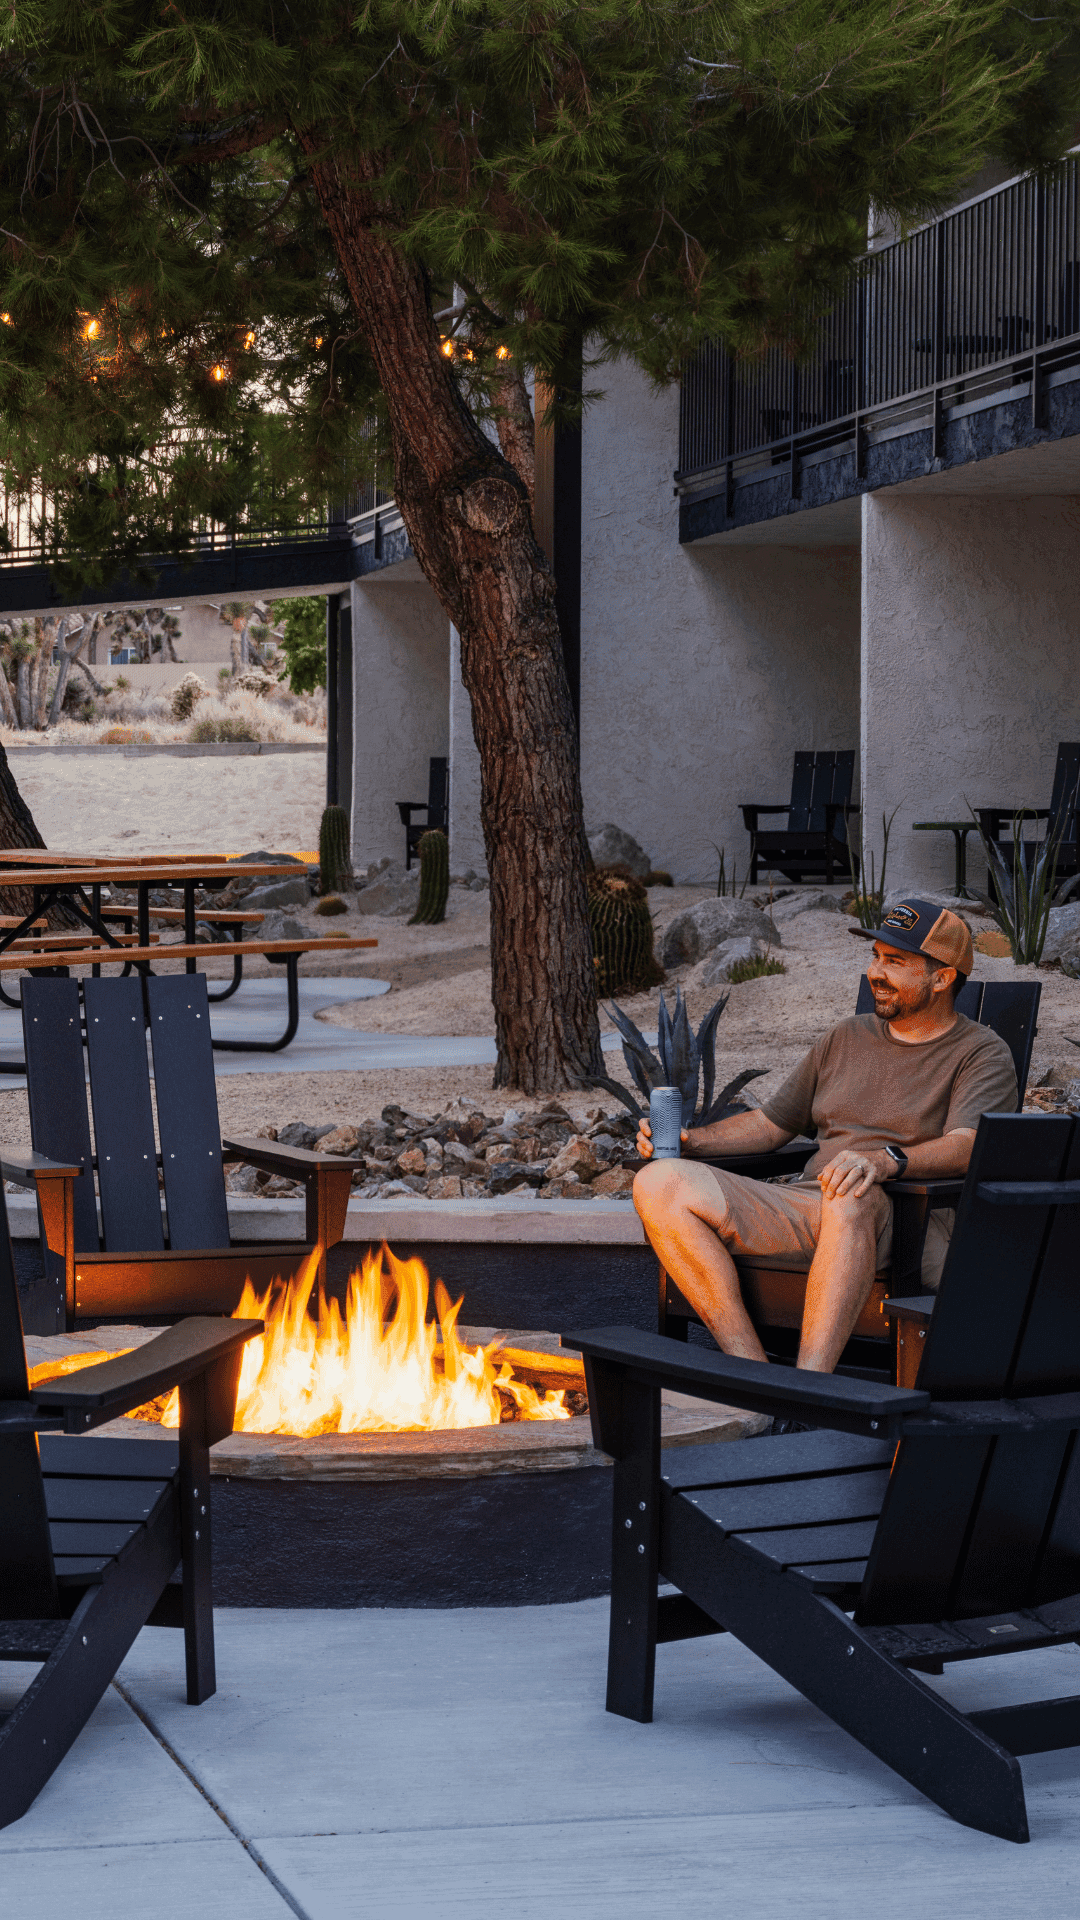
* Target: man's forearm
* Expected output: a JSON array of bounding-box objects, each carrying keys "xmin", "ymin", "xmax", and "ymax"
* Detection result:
[
  {"xmin": 895, "ymin": 1129, "xmax": 975, "ymax": 1181},
  {"xmin": 684, "ymin": 1107, "xmax": 792, "ymax": 1158}
]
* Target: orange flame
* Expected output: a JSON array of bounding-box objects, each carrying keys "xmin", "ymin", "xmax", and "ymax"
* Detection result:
[{"xmin": 156, "ymin": 1246, "xmax": 571, "ymax": 1434}]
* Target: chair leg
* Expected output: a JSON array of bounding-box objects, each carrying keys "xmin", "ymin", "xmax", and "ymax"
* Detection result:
[
  {"xmin": 179, "ymin": 1378, "xmax": 217, "ymax": 1705},
  {"xmin": 605, "ymin": 1378, "xmax": 661, "ymax": 1723}
]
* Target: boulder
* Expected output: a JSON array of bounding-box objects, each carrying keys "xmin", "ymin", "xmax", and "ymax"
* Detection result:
[
  {"xmin": 258, "ymin": 911, "xmax": 310, "ymax": 944},
  {"xmin": 1061, "ymin": 946, "xmax": 1080, "ymax": 979},
  {"xmin": 355, "ymin": 865, "xmax": 421, "ymax": 916},
  {"xmin": 700, "ymin": 935, "xmax": 771, "ymax": 985},
  {"xmin": 588, "ymin": 824, "xmax": 651, "ymax": 879},
  {"xmin": 277, "ymin": 1120, "xmax": 317, "ymax": 1149},
  {"xmin": 769, "ymin": 889, "xmax": 852, "ymax": 923},
  {"xmin": 660, "ymin": 897, "xmax": 779, "ymax": 969},
  {"xmin": 1041, "ymin": 902, "xmax": 1080, "ymax": 964},
  {"xmin": 245, "ymin": 876, "xmax": 311, "ymax": 910},
  {"xmin": 318, "ymin": 1125, "xmax": 361, "ymax": 1157}
]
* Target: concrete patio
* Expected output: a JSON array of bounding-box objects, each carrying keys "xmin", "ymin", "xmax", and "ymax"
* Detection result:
[{"xmin": 4, "ymin": 1598, "xmax": 1078, "ymax": 1918}]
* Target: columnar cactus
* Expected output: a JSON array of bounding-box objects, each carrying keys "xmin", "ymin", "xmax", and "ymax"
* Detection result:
[
  {"xmin": 410, "ymin": 829, "xmax": 450, "ymax": 925},
  {"xmin": 587, "ymin": 865, "xmax": 664, "ymax": 997},
  {"xmin": 319, "ymin": 804, "xmax": 351, "ymax": 895}
]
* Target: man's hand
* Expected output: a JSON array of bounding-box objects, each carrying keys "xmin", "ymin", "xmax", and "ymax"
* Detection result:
[
  {"xmin": 635, "ymin": 1117, "xmax": 690, "ymax": 1161},
  {"xmin": 817, "ymin": 1149, "xmax": 894, "ymax": 1201}
]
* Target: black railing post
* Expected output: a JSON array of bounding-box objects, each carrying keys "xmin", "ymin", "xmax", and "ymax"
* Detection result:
[
  {"xmin": 1032, "ymin": 179, "xmax": 1047, "ymax": 427},
  {"xmin": 326, "ymin": 592, "xmax": 340, "ymax": 808},
  {"xmin": 790, "ymin": 362, "xmax": 800, "ymax": 500},
  {"xmin": 931, "ymin": 216, "xmax": 947, "ymax": 460},
  {"xmin": 856, "ymin": 273, "xmax": 868, "ymax": 478},
  {"xmin": 724, "ymin": 348, "xmax": 735, "ymax": 518}
]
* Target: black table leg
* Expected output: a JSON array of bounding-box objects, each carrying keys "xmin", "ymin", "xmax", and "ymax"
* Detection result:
[
  {"xmin": 209, "ymin": 951, "xmax": 300, "ymax": 1052},
  {"xmin": 184, "ymin": 881, "xmax": 197, "ymax": 975}
]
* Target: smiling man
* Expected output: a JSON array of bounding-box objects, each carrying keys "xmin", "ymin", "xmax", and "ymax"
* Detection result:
[{"xmin": 633, "ymin": 900, "xmax": 1017, "ymax": 1381}]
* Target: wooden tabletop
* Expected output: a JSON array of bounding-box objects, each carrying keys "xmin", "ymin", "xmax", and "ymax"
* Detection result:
[
  {"xmin": 0, "ymin": 849, "xmax": 314, "ymax": 866},
  {"xmin": 0, "ymin": 936, "xmax": 377, "ymax": 970},
  {"xmin": 0, "ymin": 862, "xmax": 302, "ymax": 888}
]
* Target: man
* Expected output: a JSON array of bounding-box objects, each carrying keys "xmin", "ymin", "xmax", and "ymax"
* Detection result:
[{"xmin": 634, "ymin": 899, "xmax": 1017, "ymax": 1377}]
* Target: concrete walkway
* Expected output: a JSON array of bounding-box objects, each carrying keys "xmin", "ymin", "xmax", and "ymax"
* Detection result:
[
  {"xmin": 0, "ymin": 977, "xmax": 640, "ymax": 1080},
  {"xmin": 3, "ymin": 1600, "xmax": 1078, "ymax": 1918}
]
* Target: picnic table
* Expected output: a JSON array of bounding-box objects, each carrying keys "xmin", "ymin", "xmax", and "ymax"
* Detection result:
[{"xmin": 0, "ymin": 852, "xmax": 375, "ymax": 1058}]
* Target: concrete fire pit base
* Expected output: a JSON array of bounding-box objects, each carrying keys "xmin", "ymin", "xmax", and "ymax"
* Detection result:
[{"xmin": 26, "ymin": 1324, "xmax": 768, "ymax": 1608}]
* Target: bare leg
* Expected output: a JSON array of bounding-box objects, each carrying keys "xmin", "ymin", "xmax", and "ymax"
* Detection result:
[
  {"xmin": 633, "ymin": 1161, "xmax": 768, "ymax": 1361},
  {"xmin": 797, "ymin": 1186, "xmax": 891, "ymax": 1373}
]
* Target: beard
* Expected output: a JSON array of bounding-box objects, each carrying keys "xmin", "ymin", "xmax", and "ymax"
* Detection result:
[{"xmin": 871, "ymin": 977, "xmax": 933, "ymax": 1020}]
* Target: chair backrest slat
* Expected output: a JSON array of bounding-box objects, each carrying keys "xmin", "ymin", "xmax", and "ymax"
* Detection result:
[
  {"xmin": 805, "ymin": 752, "xmax": 837, "ymax": 833},
  {"xmin": 1048, "ymin": 741, "xmax": 1080, "ymax": 827},
  {"xmin": 22, "ymin": 977, "xmax": 99, "ymax": 1252},
  {"xmin": 0, "ymin": 1182, "xmax": 59, "ymax": 1619},
  {"xmin": 829, "ymin": 751, "xmax": 856, "ymax": 848},
  {"xmin": 857, "ymin": 1114, "xmax": 1080, "ymax": 1626},
  {"xmin": 427, "ymin": 756, "xmax": 449, "ymax": 828},
  {"xmin": 83, "ymin": 977, "xmax": 164, "ymax": 1254},
  {"xmin": 146, "ymin": 975, "xmax": 230, "ymax": 1250},
  {"xmin": 787, "ymin": 752, "xmax": 815, "ymax": 831}
]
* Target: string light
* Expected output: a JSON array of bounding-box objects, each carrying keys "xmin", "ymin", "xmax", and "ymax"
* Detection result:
[
  {"xmin": 0, "ymin": 313, "xmax": 12, "ymax": 327},
  {"xmin": 210, "ymin": 363, "xmax": 227, "ymax": 382},
  {"xmin": 440, "ymin": 337, "xmax": 455, "ymax": 357},
  {"xmin": 83, "ymin": 318, "xmax": 101, "ymax": 341},
  {"xmin": 243, "ymin": 329, "xmax": 257, "ymax": 350},
  {"xmin": 496, "ymin": 344, "xmax": 511, "ymax": 360}
]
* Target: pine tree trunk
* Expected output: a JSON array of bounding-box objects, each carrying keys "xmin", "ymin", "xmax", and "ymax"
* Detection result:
[
  {"xmin": 303, "ymin": 152, "xmax": 601, "ymax": 1091},
  {"xmin": 0, "ymin": 739, "xmax": 49, "ymax": 919}
]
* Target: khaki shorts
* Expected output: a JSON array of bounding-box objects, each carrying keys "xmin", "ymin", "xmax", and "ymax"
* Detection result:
[{"xmin": 702, "ymin": 1168, "xmax": 953, "ymax": 1289}]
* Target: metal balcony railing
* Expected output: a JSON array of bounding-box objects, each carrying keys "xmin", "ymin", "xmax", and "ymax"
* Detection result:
[{"xmin": 677, "ymin": 154, "xmax": 1080, "ymax": 495}]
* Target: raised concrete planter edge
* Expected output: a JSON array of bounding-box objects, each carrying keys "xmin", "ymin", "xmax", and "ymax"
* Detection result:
[{"xmin": 3, "ymin": 740, "xmax": 324, "ymax": 756}]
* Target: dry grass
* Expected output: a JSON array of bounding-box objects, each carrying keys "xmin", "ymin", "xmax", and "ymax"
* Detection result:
[{"xmin": 1, "ymin": 681, "xmax": 326, "ymax": 747}]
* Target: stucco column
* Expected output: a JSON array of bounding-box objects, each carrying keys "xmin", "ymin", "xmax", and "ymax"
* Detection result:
[
  {"xmin": 579, "ymin": 359, "xmax": 861, "ymax": 883},
  {"xmin": 449, "ymin": 625, "xmax": 485, "ymax": 875},
  {"xmin": 860, "ymin": 489, "xmax": 1080, "ymax": 896},
  {"xmin": 349, "ymin": 570, "xmax": 449, "ymax": 869}
]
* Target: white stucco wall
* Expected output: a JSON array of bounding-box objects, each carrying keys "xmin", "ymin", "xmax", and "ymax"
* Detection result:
[
  {"xmin": 448, "ymin": 625, "xmax": 485, "ymax": 874},
  {"xmin": 349, "ymin": 571, "xmax": 449, "ymax": 868},
  {"xmin": 579, "ymin": 360, "xmax": 861, "ymax": 883},
  {"xmin": 861, "ymin": 489, "xmax": 1080, "ymax": 894}
]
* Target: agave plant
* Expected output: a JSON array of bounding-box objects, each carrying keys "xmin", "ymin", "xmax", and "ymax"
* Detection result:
[
  {"xmin": 971, "ymin": 798, "xmax": 1074, "ymax": 965},
  {"xmin": 590, "ymin": 987, "xmax": 767, "ymax": 1128}
]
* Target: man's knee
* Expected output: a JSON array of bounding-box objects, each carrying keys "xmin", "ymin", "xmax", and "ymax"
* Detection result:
[
  {"xmin": 821, "ymin": 1183, "xmax": 890, "ymax": 1236},
  {"xmin": 633, "ymin": 1158, "xmax": 728, "ymax": 1227}
]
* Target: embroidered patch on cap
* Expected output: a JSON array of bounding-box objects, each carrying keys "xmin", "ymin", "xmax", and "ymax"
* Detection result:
[{"xmin": 881, "ymin": 905, "xmax": 920, "ymax": 931}]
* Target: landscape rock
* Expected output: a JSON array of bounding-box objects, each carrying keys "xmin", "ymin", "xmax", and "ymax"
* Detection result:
[
  {"xmin": 318, "ymin": 1125, "xmax": 360, "ymax": 1157},
  {"xmin": 1062, "ymin": 947, "xmax": 1080, "ymax": 979},
  {"xmin": 378, "ymin": 1179, "xmax": 425, "ymax": 1197},
  {"xmin": 591, "ymin": 1166, "xmax": 637, "ymax": 1196},
  {"xmin": 546, "ymin": 1136, "xmax": 600, "ymax": 1182},
  {"xmin": 355, "ymin": 865, "xmax": 421, "ymax": 916},
  {"xmin": 587, "ymin": 824, "xmax": 651, "ymax": 879},
  {"xmin": 882, "ymin": 888, "xmax": 986, "ymax": 922},
  {"xmin": 397, "ymin": 1147, "xmax": 427, "ymax": 1176},
  {"xmin": 700, "ymin": 935, "xmax": 772, "ymax": 985},
  {"xmin": 428, "ymin": 1175, "xmax": 464, "ymax": 1199},
  {"xmin": 258, "ymin": 911, "xmax": 310, "ymax": 944},
  {"xmin": 1042, "ymin": 902, "xmax": 1080, "ymax": 964},
  {"xmin": 660, "ymin": 897, "xmax": 779, "ymax": 968},
  {"xmin": 769, "ymin": 889, "xmax": 852, "ymax": 923},
  {"xmin": 277, "ymin": 1120, "xmax": 317, "ymax": 1149},
  {"xmin": 245, "ymin": 876, "xmax": 311, "ymax": 910}
]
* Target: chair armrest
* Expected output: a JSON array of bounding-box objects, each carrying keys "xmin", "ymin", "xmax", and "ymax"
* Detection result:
[
  {"xmin": 221, "ymin": 1134, "xmax": 355, "ymax": 1176},
  {"xmin": 823, "ymin": 801, "xmax": 860, "ymax": 829},
  {"xmin": 29, "ymin": 1316, "xmax": 263, "ymax": 1435},
  {"xmin": 880, "ymin": 1295, "xmax": 936, "ymax": 1324},
  {"xmin": 697, "ymin": 1140, "xmax": 815, "ymax": 1180},
  {"xmin": 884, "ymin": 1178, "xmax": 963, "ymax": 1203},
  {"xmin": 740, "ymin": 804, "xmax": 790, "ymax": 831},
  {"xmin": 395, "ymin": 801, "xmax": 427, "ymax": 826},
  {"xmin": 0, "ymin": 1150, "xmax": 82, "ymax": 1185},
  {"xmin": 562, "ymin": 1326, "xmax": 928, "ymax": 1445}
]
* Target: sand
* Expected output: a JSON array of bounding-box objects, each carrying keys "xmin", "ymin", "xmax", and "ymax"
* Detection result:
[{"xmin": 4, "ymin": 742, "xmax": 325, "ymax": 856}]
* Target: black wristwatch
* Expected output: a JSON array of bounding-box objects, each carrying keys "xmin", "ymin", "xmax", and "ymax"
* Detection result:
[{"xmin": 883, "ymin": 1144, "xmax": 909, "ymax": 1179}]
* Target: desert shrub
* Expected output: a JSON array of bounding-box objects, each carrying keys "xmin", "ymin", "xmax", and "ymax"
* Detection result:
[
  {"xmin": 99, "ymin": 724, "xmax": 156, "ymax": 745},
  {"xmin": 171, "ymin": 672, "xmax": 208, "ymax": 721},
  {"xmin": 727, "ymin": 954, "xmax": 786, "ymax": 984},
  {"xmin": 188, "ymin": 711, "xmax": 261, "ymax": 743}
]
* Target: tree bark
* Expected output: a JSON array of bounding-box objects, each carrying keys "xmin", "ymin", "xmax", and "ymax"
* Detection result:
[
  {"xmin": 0, "ymin": 739, "xmax": 49, "ymax": 919},
  {"xmin": 493, "ymin": 359, "xmax": 536, "ymax": 512},
  {"xmin": 301, "ymin": 150, "xmax": 601, "ymax": 1091}
]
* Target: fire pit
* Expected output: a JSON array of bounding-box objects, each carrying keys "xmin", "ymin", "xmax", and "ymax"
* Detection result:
[{"xmin": 26, "ymin": 1246, "xmax": 765, "ymax": 1607}]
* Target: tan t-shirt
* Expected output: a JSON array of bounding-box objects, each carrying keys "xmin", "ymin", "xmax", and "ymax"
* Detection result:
[{"xmin": 760, "ymin": 1012, "xmax": 1018, "ymax": 1179}]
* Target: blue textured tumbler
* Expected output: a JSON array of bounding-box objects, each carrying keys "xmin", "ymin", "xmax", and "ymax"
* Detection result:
[{"xmin": 649, "ymin": 1086, "xmax": 684, "ymax": 1159}]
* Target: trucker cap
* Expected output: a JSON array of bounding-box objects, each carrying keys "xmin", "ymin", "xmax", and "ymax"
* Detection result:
[{"xmin": 850, "ymin": 898, "xmax": 973, "ymax": 976}]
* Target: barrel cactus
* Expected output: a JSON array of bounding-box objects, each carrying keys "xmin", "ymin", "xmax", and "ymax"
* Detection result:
[
  {"xmin": 410, "ymin": 829, "xmax": 450, "ymax": 926},
  {"xmin": 590, "ymin": 985, "xmax": 766, "ymax": 1126},
  {"xmin": 588, "ymin": 865, "xmax": 665, "ymax": 997},
  {"xmin": 319, "ymin": 804, "xmax": 351, "ymax": 895}
]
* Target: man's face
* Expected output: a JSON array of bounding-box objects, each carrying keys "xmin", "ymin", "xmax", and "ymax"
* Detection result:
[{"xmin": 867, "ymin": 941, "xmax": 950, "ymax": 1019}]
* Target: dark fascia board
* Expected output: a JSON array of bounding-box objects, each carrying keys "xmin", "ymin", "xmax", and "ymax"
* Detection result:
[
  {"xmin": 681, "ymin": 366, "xmax": 1080, "ymax": 545},
  {"xmin": 0, "ymin": 535, "xmax": 359, "ymax": 616}
]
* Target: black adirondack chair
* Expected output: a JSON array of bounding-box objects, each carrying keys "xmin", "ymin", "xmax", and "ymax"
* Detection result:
[
  {"xmin": 0, "ymin": 1175, "xmax": 261, "ymax": 1829},
  {"xmin": 3, "ymin": 973, "xmax": 354, "ymax": 1331},
  {"xmin": 567, "ymin": 1110, "xmax": 1080, "ymax": 1843},
  {"xmin": 977, "ymin": 740, "xmax": 1080, "ymax": 892},
  {"xmin": 741, "ymin": 750, "xmax": 859, "ymax": 886},
  {"xmin": 396, "ymin": 756, "xmax": 449, "ymax": 870},
  {"xmin": 658, "ymin": 975, "xmax": 1039, "ymax": 1379}
]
